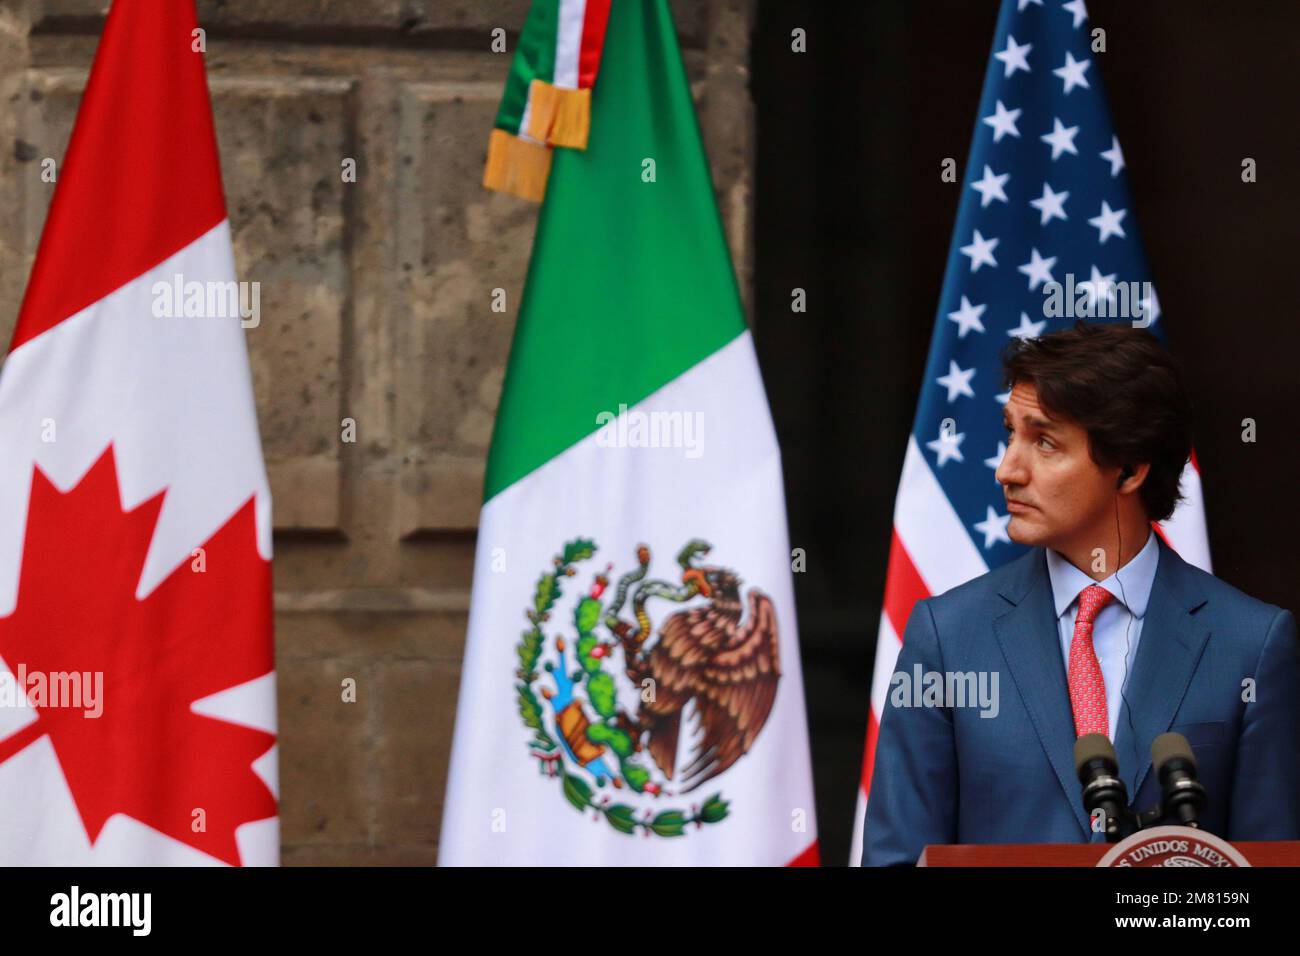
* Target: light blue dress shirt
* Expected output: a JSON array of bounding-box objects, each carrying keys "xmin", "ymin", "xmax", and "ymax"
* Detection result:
[{"xmin": 1045, "ymin": 530, "xmax": 1159, "ymax": 742}]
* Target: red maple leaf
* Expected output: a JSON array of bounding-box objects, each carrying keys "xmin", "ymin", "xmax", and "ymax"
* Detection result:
[{"xmin": 0, "ymin": 446, "xmax": 276, "ymax": 865}]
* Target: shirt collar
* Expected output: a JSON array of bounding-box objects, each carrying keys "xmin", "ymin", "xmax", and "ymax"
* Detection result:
[{"xmin": 1045, "ymin": 529, "xmax": 1159, "ymax": 620}]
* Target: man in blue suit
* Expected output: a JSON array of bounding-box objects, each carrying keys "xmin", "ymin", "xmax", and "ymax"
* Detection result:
[{"xmin": 862, "ymin": 322, "xmax": 1300, "ymax": 866}]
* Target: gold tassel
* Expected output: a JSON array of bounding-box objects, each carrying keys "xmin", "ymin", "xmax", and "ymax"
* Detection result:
[
  {"xmin": 482, "ymin": 128, "xmax": 553, "ymax": 202},
  {"xmin": 524, "ymin": 79, "xmax": 592, "ymax": 150}
]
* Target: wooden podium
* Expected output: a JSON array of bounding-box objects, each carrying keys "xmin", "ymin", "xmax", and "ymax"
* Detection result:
[{"xmin": 918, "ymin": 838, "xmax": 1300, "ymax": 867}]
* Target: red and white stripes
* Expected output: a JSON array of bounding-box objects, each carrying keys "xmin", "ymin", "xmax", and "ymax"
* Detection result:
[{"xmin": 556, "ymin": 0, "xmax": 612, "ymax": 91}]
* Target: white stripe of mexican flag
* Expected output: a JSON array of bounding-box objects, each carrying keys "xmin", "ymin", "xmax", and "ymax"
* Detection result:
[
  {"xmin": 440, "ymin": 334, "xmax": 816, "ymax": 864},
  {"xmin": 553, "ymin": 0, "xmax": 589, "ymax": 88}
]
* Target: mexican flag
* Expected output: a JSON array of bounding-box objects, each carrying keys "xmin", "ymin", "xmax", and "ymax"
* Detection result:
[
  {"xmin": 0, "ymin": 0, "xmax": 277, "ymax": 865},
  {"xmin": 439, "ymin": 0, "xmax": 818, "ymax": 866}
]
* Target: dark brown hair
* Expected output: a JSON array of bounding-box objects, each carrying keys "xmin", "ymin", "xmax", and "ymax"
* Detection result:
[{"xmin": 1001, "ymin": 321, "xmax": 1193, "ymax": 522}]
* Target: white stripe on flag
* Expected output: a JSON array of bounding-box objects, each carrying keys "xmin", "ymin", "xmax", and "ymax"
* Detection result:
[
  {"xmin": 870, "ymin": 614, "xmax": 901, "ymax": 729},
  {"xmin": 894, "ymin": 435, "xmax": 990, "ymax": 596},
  {"xmin": 1158, "ymin": 460, "xmax": 1212, "ymax": 573},
  {"xmin": 554, "ymin": 0, "xmax": 588, "ymax": 89},
  {"xmin": 518, "ymin": 83, "xmax": 540, "ymax": 144}
]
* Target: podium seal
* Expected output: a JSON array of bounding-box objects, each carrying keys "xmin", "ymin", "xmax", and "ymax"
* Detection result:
[{"xmin": 1097, "ymin": 825, "xmax": 1251, "ymax": 867}]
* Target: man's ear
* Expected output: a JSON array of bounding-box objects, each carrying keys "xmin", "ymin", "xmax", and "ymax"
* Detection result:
[{"xmin": 1117, "ymin": 462, "xmax": 1150, "ymax": 494}]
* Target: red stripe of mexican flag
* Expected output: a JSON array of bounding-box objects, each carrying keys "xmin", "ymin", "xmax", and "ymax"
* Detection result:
[{"xmin": 578, "ymin": 0, "xmax": 613, "ymax": 89}]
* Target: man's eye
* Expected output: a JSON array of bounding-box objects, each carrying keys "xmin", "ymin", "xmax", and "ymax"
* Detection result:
[
  {"xmin": 1003, "ymin": 422, "xmax": 1013, "ymax": 433},
  {"xmin": 1037, "ymin": 436, "xmax": 1054, "ymax": 449}
]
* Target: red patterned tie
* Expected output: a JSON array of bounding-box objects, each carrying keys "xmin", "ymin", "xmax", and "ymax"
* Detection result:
[{"xmin": 1068, "ymin": 584, "xmax": 1115, "ymax": 738}]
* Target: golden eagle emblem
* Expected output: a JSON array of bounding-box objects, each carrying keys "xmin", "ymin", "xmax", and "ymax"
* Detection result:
[{"xmin": 514, "ymin": 538, "xmax": 781, "ymax": 837}]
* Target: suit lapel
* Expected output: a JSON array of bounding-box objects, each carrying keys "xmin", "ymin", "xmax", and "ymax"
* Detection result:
[
  {"xmin": 993, "ymin": 549, "xmax": 1091, "ymax": 837},
  {"xmin": 1112, "ymin": 538, "xmax": 1210, "ymax": 797}
]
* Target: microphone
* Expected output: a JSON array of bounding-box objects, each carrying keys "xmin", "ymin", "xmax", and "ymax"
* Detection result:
[
  {"xmin": 1074, "ymin": 733, "xmax": 1133, "ymax": 841},
  {"xmin": 1152, "ymin": 732, "xmax": 1207, "ymax": 828}
]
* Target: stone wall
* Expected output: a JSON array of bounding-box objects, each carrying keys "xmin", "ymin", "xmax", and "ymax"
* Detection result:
[{"xmin": 0, "ymin": 0, "xmax": 755, "ymax": 864}]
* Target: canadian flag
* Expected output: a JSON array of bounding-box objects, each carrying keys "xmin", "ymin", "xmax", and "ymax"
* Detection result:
[{"xmin": 0, "ymin": 1, "xmax": 278, "ymax": 865}]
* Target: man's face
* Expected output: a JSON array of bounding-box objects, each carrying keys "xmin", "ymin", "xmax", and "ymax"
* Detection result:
[{"xmin": 995, "ymin": 381, "xmax": 1117, "ymax": 550}]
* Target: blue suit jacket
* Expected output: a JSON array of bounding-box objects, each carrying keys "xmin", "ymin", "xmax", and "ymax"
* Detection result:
[{"xmin": 861, "ymin": 537, "xmax": 1300, "ymax": 865}]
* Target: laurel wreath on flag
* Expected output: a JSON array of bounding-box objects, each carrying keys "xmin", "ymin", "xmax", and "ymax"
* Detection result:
[{"xmin": 515, "ymin": 538, "xmax": 729, "ymax": 837}]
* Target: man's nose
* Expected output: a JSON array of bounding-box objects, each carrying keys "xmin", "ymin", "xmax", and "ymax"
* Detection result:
[{"xmin": 995, "ymin": 441, "xmax": 1026, "ymax": 487}]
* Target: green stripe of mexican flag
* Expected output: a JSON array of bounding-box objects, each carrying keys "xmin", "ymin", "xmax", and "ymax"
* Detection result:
[
  {"xmin": 486, "ymin": 0, "xmax": 740, "ymax": 501},
  {"xmin": 441, "ymin": 0, "xmax": 819, "ymax": 866}
]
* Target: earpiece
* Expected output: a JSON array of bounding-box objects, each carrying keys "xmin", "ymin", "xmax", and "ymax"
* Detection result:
[{"xmin": 1116, "ymin": 465, "xmax": 1133, "ymax": 490}]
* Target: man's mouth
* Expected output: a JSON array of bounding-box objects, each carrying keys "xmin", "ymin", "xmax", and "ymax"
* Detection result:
[{"xmin": 1005, "ymin": 499, "xmax": 1036, "ymax": 513}]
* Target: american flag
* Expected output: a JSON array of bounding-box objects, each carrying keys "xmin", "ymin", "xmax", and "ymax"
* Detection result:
[{"xmin": 850, "ymin": 0, "xmax": 1212, "ymax": 864}]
